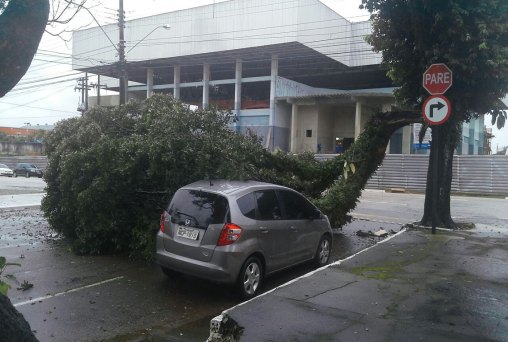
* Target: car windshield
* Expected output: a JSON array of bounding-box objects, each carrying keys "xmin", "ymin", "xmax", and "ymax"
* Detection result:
[
  {"xmin": 0, "ymin": 164, "xmax": 8, "ymax": 168},
  {"xmin": 168, "ymin": 189, "xmax": 229, "ymax": 229}
]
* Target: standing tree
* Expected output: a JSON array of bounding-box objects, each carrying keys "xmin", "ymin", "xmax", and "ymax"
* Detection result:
[
  {"xmin": 0, "ymin": 0, "xmax": 49, "ymax": 97},
  {"xmin": 361, "ymin": 0, "xmax": 508, "ymax": 227},
  {"xmin": 0, "ymin": 0, "xmax": 91, "ymax": 97}
]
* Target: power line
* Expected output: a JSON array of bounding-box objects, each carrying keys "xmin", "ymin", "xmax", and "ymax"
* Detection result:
[{"xmin": 2, "ymin": 1, "xmax": 375, "ymax": 116}]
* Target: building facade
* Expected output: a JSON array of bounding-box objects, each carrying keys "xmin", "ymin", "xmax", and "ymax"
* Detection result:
[{"xmin": 72, "ymin": 0, "xmax": 486, "ymax": 155}]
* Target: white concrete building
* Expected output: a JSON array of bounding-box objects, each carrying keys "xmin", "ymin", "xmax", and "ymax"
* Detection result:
[{"xmin": 72, "ymin": 0, "xmax": 459, "ymax": 154}]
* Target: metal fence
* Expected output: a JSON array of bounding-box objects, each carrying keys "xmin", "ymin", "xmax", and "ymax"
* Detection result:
[
  {"xmin": 367, "ymin": 154, "xmax": 508, "ymax": 196},
  {"xmin": 2, "ymin": 154, "xmax": 507, "ymax": 196}
]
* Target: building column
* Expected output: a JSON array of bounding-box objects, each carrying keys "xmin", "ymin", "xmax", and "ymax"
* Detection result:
[
  {"xmin": 354, "ymin": 99, "xmax": 364, "ymax": 139},
  {"xmin": 173, "ymin": 65, "xmax": 181, "ymax": 100},
  {"xmin": 382, "ymin": 103, "xmax": 392, "ymax": 153},
  {"xmin": 268, "ymin": 55, "xmax": 279, "ymax": 149},
  {"xmin": 234, "ymin": 59, "xmax": 242, "ymax": 131},
  {"xmin": 290, "ymin": 104, "xmax": 299, "ymax": 153},
  {"xmin": 402, "ymin": 125, "xmax": 412, "ymax": 154},
  {"xmin": 202, "ymin": 63, "xmax": 210, "ymax": 110},
  {"xmin": 146, "ymin": 68, "xmax": 154, "ymax": 98}
]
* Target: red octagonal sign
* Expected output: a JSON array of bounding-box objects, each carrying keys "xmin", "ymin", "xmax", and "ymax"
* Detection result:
[{"xmin": 423, "ymin": 63, "xmax": 453, "ymax": 95}]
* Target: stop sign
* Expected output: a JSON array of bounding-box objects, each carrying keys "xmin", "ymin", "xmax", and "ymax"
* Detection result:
[{"xmin": 423, "ymin": 63, "xmax": 453, "ymax": 95}]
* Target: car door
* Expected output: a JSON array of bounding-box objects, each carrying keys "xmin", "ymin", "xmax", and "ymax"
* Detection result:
[
  {"xmin": 252, "ymin": 189, "xmax": 289, "ymax": 272},
  {"xmin": 278, "ymin": 190, "xmax": 321, "ymax": 263}
]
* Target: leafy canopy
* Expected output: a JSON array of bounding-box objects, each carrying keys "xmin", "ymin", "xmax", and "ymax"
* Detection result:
[
  {"xmin": 361, "ymin": 0, "xmax": 508, "ymax": 123},
  {"xmin": 42, "ymin": 95, "xmax": 342, "ymax": 259}
]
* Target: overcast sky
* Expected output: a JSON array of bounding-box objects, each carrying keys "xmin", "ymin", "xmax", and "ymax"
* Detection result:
[{"xmin": 0, "ymin": 0, "xmax": 506, "ymax": 150}]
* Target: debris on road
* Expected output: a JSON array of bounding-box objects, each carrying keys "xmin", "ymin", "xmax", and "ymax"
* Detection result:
[{"xmin": 356, "ymin": 229, "xmax": 390, "ymax": 238}]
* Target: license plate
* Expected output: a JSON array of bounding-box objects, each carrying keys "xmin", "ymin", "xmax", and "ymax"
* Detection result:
[{"xmin": 176, "ymin": 226, "xmax": 199, "ymax": 240}]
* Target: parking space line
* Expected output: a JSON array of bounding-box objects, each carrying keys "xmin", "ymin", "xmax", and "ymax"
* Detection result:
[{"xmin": 13, "ymin": 276, "xmax": 125, "ymax": 307}]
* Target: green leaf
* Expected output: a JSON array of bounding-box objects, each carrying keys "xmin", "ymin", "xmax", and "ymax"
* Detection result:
[
  {"xmin": 350, "ymin": 163, "xmax": 356, "ymax": 174},
  {"xmin": 0, "ymin": 281, "xmax": 10, "ymax": 296}
]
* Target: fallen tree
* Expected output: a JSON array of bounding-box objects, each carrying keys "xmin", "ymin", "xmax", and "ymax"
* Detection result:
[{"xmin": 43, "ymin": 94, "xmax": 421, "ymax": 259}]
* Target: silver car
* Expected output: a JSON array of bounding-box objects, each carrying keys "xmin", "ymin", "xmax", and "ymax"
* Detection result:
[{"xmin": 156, "ymin": 180, "xmax": 333, "ymax": 299}]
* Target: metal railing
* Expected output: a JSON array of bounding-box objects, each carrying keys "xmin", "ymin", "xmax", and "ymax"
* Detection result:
[{"xmin": 367, "ymin": 154, "xmax": 508, "ymax": 196}]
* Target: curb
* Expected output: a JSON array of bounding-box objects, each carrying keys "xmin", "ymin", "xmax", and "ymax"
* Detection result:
[{"xmin": 206, "ymin": 229, "xmax": 408, "ymax": 341}]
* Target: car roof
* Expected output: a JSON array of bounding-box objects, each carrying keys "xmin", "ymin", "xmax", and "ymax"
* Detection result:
[{"xmin": 181, "ymin": 180, "xmax": 290, "ymax": 197}]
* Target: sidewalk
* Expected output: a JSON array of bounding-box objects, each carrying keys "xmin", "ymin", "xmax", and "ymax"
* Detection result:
[
  {"xmin": 0, "ymin": 193, "xmax": 44, "ymax": 209},
  {"xmin": 209, "ymin": 227, "xmax": 508, "ymax": 341}
]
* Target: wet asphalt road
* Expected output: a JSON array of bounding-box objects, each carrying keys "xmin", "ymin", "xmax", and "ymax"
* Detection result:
[
  {"xmin": 2, "ymin": 177, "xmax": 507, "ymax": 341},
  {"xmin": 0, "ymin": 177, "xmax": 399, "ymax": 341},
  {"xmin": 1, "ymin": 207, "xmax": 396, "ymax": 342}
]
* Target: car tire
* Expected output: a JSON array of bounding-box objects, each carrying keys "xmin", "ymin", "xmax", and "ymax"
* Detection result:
[
  {"xmin": 237, "ymin": 256, "xmax": 263, "ymax": 300},
  {"xmin": 315, "ymin": 235, "xmax": 331, "ymax": 267}
]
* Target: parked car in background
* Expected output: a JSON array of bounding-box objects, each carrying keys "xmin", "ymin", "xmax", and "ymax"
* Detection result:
[
  {"xmin": 156, "ymin": 180, "xmax": 333, "ymax": 299},
  {"xmin": 13, "ymin": 163, "xmax": 43, "ymax": 178},
  {"xmin": 0, "ymin": 163, "xmax": 14, "ymax": 177}
]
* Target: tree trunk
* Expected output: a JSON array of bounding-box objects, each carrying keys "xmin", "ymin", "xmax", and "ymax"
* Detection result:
[
  {"xmin": 317, "ymin": 110, "xmax": 421, "ymax": 227},
  {"xmin": 420, "ymin": 105, "xmax": 460, "ymax": 228},
  {"xmin": 0, "ymin": 294, "xmax": 38, "ymax": 341},
  {"xmin": 0, "ymin": 0, "xmax": 50, "ymax": 97}
]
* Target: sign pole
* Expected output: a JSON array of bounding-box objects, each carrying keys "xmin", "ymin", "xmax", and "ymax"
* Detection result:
[
  {"xmin": 431, "ymin": 126, "xmax": 438, "ymax": 234},
  {"xmin": 422, "ymin": 63, "xmax": 453, "ymax": 234}
]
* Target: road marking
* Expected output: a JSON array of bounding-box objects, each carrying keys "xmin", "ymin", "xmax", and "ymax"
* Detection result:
[
  {"xmin": 13, "ymin": 276, "xmax": 124, "ymax": 307},
  {"xmin": 360, "ymin": 200, "xmax": 409, "ymax": 206}
]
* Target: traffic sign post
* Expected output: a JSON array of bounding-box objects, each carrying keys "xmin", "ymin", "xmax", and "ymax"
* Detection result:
[{"xmin": 422, "ymin": 63, "xmax": 453, "ymax": 234}]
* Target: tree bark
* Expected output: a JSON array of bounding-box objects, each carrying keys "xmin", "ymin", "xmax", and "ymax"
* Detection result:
[
  {"xmin": 317, "ymin": 110, "xmax": 421, "ymax": 227},
  {"xmin": 0, "ymin": 0, "xmax": 50, "ymax": 97},
  {"xmin": 0, "ymin": 294, "xmax": 38, "ymax": 341},
  {"xmin": 419, "ymin": 104, "xmax": 460, "ymax": 228}
]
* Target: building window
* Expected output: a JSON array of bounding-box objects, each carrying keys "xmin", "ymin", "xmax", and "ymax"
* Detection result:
[{"xmin": 306, "ymin": 130, "xmax": 312, "ymax": 138}]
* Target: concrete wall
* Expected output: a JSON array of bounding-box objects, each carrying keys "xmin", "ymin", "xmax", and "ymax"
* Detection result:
[
  {"xmin": 0, "ymin": 142, "xmax": 45, "ymax": 156},
  {"xmin": 350, "ymin": 21, "xmax": 382, "ymax": 66},
  {"xmin": 296, "ymin": 106, "xmax": 318, "ymax": 152},
  {"xmin": 73, "ymin": 0, "xmax": 380, "ymax": 70},
  {"xmin": 333, "ymin": 108, "xmax": 355, "ymax": 137}
]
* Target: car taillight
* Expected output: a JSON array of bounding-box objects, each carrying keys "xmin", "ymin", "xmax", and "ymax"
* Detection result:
[
  {"xmin": 160, "ymin": 211, "xmax": 166, "ymax": 233},
  {"xmin": 217, "ymin": 223, "xmax": 243, "ymax": 246}
]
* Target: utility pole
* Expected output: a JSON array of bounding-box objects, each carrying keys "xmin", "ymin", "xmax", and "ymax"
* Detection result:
[
  {"xmin": 90, "ymin": 75, "xmax": 107, "ymax": 107},
  {"xmin": 75, "ymin": 75, "xmax": 91, "ymax": 116},
  {"xmin": 118, "ymin": 0, "xmax": 127, "ymax": 104}
]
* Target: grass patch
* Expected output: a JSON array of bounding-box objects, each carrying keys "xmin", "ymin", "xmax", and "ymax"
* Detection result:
[{"xmin": 349, "ymin": 265, "xmax": 403, "ymax": 280}]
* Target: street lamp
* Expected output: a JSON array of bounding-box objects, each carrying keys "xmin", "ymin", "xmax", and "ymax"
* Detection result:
[
  {"xmin": 126, "ymin": 24, "xmax": 171, "ymax": 54},
  {"xmin": 77, "ymin": 2, "xmax": 170, "ymax": 105},
  {"xmin": 118, "ymin": 24, "xmax": 171, "ymax": 104}
]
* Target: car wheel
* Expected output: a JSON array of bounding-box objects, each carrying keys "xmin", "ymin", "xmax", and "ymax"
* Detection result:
[
  {"xmin": 237, "ymin": 256, "xmax": 263, "ymax": 300},
  {"xmin": 315, "ymin": 235, "xmax": 331, "ymax": 267}
]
